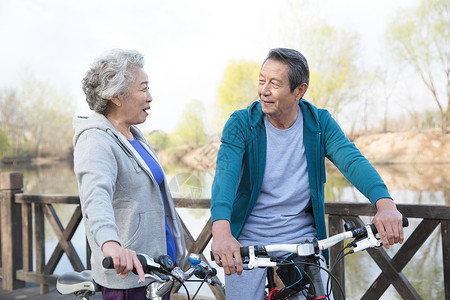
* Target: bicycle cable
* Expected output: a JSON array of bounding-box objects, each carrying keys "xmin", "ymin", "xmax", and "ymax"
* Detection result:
[
  {"xmin": 190, "ymin": 277, "xmax": 208, "ymax": 300},
  {"xmin": 293, "ymin": 261, "xmax": 345, "ymax": 300},
  {"xmin": 158, "ymin": 268, "xmax": 191, "ymax": 300}
]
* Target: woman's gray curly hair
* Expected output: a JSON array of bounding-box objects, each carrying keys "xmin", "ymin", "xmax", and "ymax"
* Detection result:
[{"xmin": 82, "ymin": 49, "xmax": 145, "ymax": 114}]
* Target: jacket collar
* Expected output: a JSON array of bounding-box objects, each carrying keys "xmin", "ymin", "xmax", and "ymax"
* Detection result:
[{"xmin": 247, "ymin": 99, "xmax": 320, "ymax": 132}]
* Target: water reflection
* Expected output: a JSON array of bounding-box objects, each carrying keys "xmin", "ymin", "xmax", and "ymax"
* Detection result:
[
  {"xmin": 324, "ymin": 164, "xmax": 447, "ymax": 299},
  {"xmin": 1, "ymin": 160, "xmax": 447, "ymax": 299}
]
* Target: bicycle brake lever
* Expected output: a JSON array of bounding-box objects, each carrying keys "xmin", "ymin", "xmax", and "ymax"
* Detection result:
[
  {"xmin": 142, "ymin": 270, "xmax": 170, "ymax": 284},
  {"xmin": 351, "ymin": 224, "xmax": 381, "ymax": 253},
  {"xmin": 247, "ymin": 246, "xmax": 276, "ymax": 269}
]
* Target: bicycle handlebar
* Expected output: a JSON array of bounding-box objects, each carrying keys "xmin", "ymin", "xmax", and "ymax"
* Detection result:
[
  {"xmin": 103, "ymin": 253, "xmax": 222, "ymax": 288},
  {"xmin": 210, "ymin": 217, "xmax": 409, "ymax": 263},
  {"xmin": 102, "ymin": 254, "xmax": 172, "ymax": 276}
]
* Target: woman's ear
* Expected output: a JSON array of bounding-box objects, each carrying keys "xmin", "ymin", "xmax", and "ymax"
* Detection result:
[{"xmin": 110, "ymin": 96, "xmax": 122, "ymax": 107}]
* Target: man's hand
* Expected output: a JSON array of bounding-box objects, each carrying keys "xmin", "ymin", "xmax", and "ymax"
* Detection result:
[
  {"xmin": 372, "ymin": 198, "xmax": 404, "ymax": 249},
  {"xmin": 211, "ymin": 220, "xmax": 243, "ymax": 275},
  {"xmin": 102, "ymin": 241, "xmax": 145, "ymax": 283}
]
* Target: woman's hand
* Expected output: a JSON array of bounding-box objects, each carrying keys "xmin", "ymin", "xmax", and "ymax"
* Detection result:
[{"xmin": 102, "ymin": 241, "xmax": 146, "ymax": 283}]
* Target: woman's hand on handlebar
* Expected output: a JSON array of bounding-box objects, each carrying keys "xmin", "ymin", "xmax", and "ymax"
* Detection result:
[
  {"xmin": 373, "ymin": 198, "xmax": 405, "ymax": 249},
  {"xmin": 211, "ymin": 220, "xmax": 243, "ymax": 276},
  {"xmin": 102, "ymin": 241, "xmax": 145, "ymax": 283}
]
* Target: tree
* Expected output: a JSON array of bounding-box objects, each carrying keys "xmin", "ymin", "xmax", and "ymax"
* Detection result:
[
  {"xmin": 146, "ymin": 130, "xmax": 169, "ymax": 151},
  {"xmin": 19, "ymin": 71, "xmax": 75, "ymax": 157},
  {"xmin": 0, "ymin": 129, "xmax": 10, "ymax": 158},
  {"xmin": 0, "ymin": 70, "xmax": 75, "ymax": 158},
  {"xmin": 302, "ymin": 24, "xmax": 365, "ymax": 119},
  {"xmin": 215, "ymin": 60, "xmax": 260, "ymax": 130},
  {"xmin": 0, "ymin": 89, "xmax": 25, "ymax": 156},
  {"xmin": 386, "ymin": 0, "xmax": 450, "ymax": 133},
  {"xmin": 174, "ymin": 99, "xmax": 207, "ymax": 147},
  {"xmin": 280, "ymin": 1, "xmax": 368, "ymax": 126}
]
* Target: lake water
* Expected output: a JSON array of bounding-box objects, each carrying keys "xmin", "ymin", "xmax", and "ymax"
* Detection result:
[{"xmin": 1, "ymin": 160, "xmax": 448, "ymax": 299}]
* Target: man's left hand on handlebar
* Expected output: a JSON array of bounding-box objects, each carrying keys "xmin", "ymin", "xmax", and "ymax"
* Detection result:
[
  {"xmin": 211, "ymin": 219, "xmax": 243, "ymax": 276},
  {"xmin": 372, "ymin": 198, "xmax": 404, "ymax": 249}
]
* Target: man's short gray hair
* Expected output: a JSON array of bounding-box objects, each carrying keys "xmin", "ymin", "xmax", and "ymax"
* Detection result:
[
  {"xmin": 263, "ymin": 48, "xmax": 309, "ymax": 92},
  {"xmin": 82, "ymin": 49, "xmax": 144, "ymax": 114}
]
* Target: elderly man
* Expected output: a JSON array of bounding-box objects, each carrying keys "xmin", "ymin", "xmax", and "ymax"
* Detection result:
[{"xmin": 210, "ymin": 48, "xmax": 404, "ymax": 299}]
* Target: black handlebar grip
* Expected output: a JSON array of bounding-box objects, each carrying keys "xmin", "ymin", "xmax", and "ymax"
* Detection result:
[
  {"xmin": 240, "ymin": 247, "xmax": 249, "ymax": 257},
  {"xmin": 102, "ymin": 255, "xmax": 148, "ymax": 274},
  {"xmin": 210, "ymin": 247, "xmax": 250, "ymax": 261},
  {"xmin": 370, "ymin": 216, "xmax": 409, "ymax": 235},
  {"xmin": 102, "ymin": 257, "xmax": 114, "ymax": 269},
  {"xmin": 209, "ymin": 267, "xmax": 217, "ymax": 276},
  {"xmin": 403, "ymin": 217, "xmax": 409, "ymax": 228}
]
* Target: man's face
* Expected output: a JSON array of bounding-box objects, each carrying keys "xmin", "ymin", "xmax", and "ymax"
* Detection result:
[{"xmin": 258, "ymin": 59, "xmax": 302, "ymax": 124}]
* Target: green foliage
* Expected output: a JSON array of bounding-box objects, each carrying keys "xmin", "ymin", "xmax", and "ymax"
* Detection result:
[
  {"xmin": 215, "ymin": 60, "xmax": 260, "ymax": 129},
  {"xmin": 146, "ymin": 130, "xmax": 169, "ymax": 151},
  {"xmin": 0, "ymin": 70, "xmax": 75, "ymax": 158},
  {"xmin": 174, "ymin": 99, "xmax": 208, "ymax": 147},
  {"xmin": 386, "ymin": 0, "xmax": 450, "ymax": 132},
  {"xmin": 0, "ymin": 128, "xmax": 10, "ymax": 158},
  {"xmin": 305, "ymin": 24, "xmax": 364, "ymax": 117}
]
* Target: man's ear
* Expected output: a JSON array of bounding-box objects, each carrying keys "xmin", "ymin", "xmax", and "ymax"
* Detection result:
[{"xmin": 295, "ymin": 83, "xmax": 308, "ymax": 100}]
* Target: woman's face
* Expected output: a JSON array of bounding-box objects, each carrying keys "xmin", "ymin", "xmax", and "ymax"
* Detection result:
[{"xmin": 118, "ymin": 67, "xmax": 152, "ymax": 126}]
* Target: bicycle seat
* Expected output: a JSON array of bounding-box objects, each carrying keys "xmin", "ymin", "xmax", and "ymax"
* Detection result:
[{"xmin": 56, "ymin": 270, "xmax": 100, "ymax": 295}]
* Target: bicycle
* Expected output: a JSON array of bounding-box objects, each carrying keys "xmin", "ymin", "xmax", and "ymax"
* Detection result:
[
  {"xmin": 212, "ymin": 217, "xmax": 409, "ymax": 300},
  {"xmin": 56, "ymin": 253, "xmax": 223, "ymax": 300}
]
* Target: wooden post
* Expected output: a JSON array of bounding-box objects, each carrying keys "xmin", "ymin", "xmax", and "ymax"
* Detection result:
[
  {"xmin": 328, "ymin": 215, "xmax": 345, "ymax": 300},
  {"xmin": 0, "ymin": 172, "xmax": 25, "ymax": 290},
  {"xmin": 442, "ymin": 220, "xmax": 450, "ymax": 300},
  {"xmin": 34, "ymin": 202, "xmax": 48, "ymax": 294}
]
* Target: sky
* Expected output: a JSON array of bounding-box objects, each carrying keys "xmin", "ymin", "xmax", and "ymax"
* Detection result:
[{"xmin": 0, "ymin": 0, "xmax": 421, "ymax": 133}]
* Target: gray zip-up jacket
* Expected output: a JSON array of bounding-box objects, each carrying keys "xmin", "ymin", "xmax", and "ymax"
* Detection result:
[{"xmin": 73, "ymin": 112, "xmax": 186, "ymax": 289}]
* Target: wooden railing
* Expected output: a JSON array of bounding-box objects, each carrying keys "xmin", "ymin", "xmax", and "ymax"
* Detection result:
[{"xmin": 1, "ymin": 172, "xmax": 449, "ymax": 299}]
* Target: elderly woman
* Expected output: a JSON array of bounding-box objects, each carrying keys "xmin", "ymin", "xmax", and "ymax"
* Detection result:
[{"xmin": 73, "ymin": 49, "xmax": 185, "ymax": 300}]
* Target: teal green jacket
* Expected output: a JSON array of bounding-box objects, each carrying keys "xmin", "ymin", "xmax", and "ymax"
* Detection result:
[{"xmin": 211, "ymin": 99, "xmax": 391, "ymax": 252}]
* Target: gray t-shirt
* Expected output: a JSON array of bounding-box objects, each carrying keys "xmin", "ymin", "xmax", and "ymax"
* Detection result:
[{"xmin": 239, "ymin": 108, "xmax": 316, "ymax": 245}]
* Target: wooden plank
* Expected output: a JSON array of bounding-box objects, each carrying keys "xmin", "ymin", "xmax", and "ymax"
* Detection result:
[
  {"xmin": 15, "ymin": 194, "xmax": 80, "ymax": 205},
  {"xmin": 0, "ymin": 187, "xmax": 25, "ymax": 290},
  {"xmin": 44, "ymin": 205, "xmax": 84, "ymax": 273},
  {"xmin": 365, "ymin": 247, "xmax": 421, "ymax": 299},
  {"xmin": 324, "ymin": 202, "xmax": 450, "ymax": 220},
  {"xmin": 325, "ymin": 202, "xmax": 376, "ymax": 216},
  {"xmin": 186, "ymin": 216, "xmax": 212, "ymax": 255},
  {"xmin": 328, "ymin": 215, "xmax": 345, "ymax": 300},
  {"xmin": 15, "ymin": 194, "xmax": 212, "ymax": 208},
  {"xmin": 34, "ymin": 204, "xmax": 48, "ymax": 294},
  {"xmin": 43, "ymin": 205, "xmax": 84, "ymax": 273},
  {"xmin": 16, "ymin": 270, "xmax": 58, "ymax": 285},
  {"xmin": 22, "ymin": 202, "xmax": 33, "ymax": 272},
  {"xmin": 442, "ymin": 221, "xmax": 450, "ymax": 300},
  {"xmin": 172, "ymin": 197, "xmax": 211, "ymax": 209}
]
